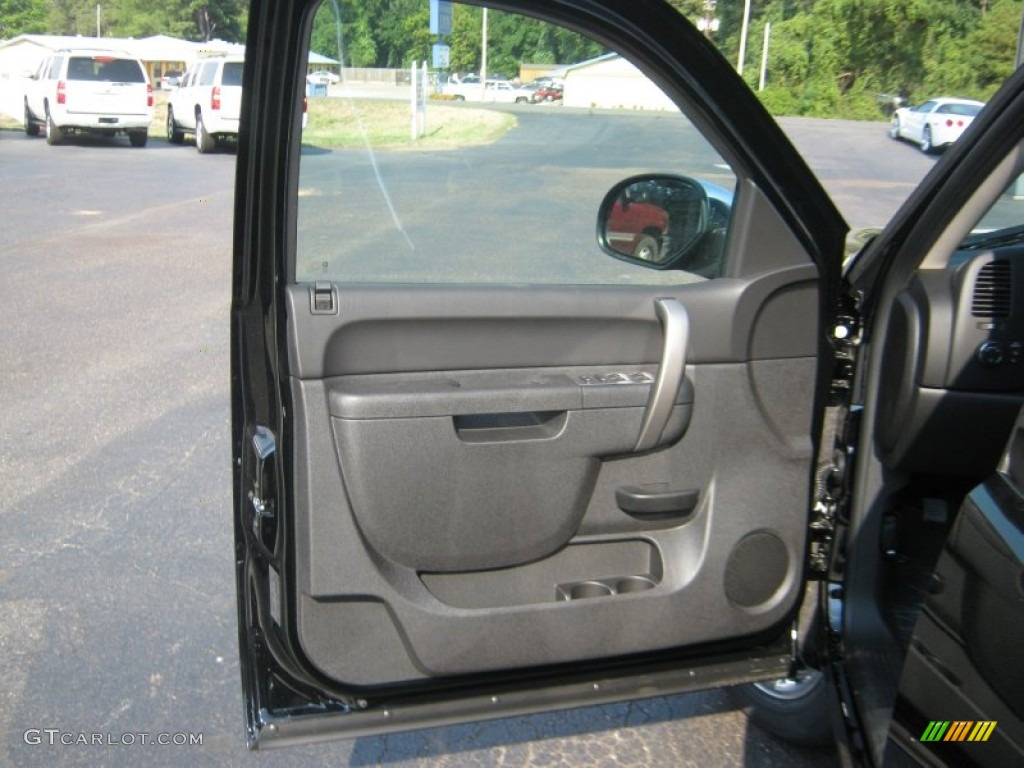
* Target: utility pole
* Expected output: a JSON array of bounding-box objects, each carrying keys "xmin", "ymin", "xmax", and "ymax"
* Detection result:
[
  {"xmin": 480, "ymin": 7, "xmax": 488, "ymax": 98},
  {"xmin": 759, "ymin": 22, "xmax": 771, "ymax": 91},
  {"xmin": 737, "ymin": 0, "xmax": 751, "ymax": 74},
  {"xmin": 96, "ymin": 4, "xmax": 101, "ymax": 37},
  {"xmin": 1018, "ymin": 3, "xmax": 1024, "ymax": 68}
]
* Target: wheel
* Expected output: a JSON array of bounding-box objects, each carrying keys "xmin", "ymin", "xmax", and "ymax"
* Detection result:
[
  {"xmin": 545, "ymin": 94, "xmax": 554, "ymax": 102},
  {"xmin": 195, "ymin": 111, "xmax": 216, "ymax": 153},
  {"xmin": 453, "ymin": 95, "xmax": 465, "ymax": 102},
  {"xmin": 919, "ymin": 125, "xmax": 933, "ymax": 154},
  {"xmin": 128, "ymin": 131, "xmax": 148, "ymax": 147},
  {"xmin": 45, "ymin": 110, "xmax": 63, "ymax": 145},
  {"xmin": 166, "ymin": 106, "xmax": 184, "ymax": 144},
  {"xmin": 24, "ymin": 102, "xmax": 40, "ymax": 136},
  {"xmin": 889, "ymin": 117, "xmax": 900, "ymax": 140},
  {"xmin": 728, "ymin": 669, "xmax": 833, "ymax": 746},
  {"xmin": 632, "ymin": 234, "xmax": 660, "ymax": 263}
]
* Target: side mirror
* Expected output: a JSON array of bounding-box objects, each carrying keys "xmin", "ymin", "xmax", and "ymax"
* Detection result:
[{"xmin": 597, "ymin": 174, "xmax": 725, "ymax": 271}]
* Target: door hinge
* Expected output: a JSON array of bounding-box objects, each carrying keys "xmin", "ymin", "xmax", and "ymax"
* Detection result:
[{"xmin": 250, "ymin": 425, "xmax": 276, "ymax": 519}]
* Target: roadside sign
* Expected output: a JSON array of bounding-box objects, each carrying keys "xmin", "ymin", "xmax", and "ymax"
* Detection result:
[
  {"xmin": 430, "ymin": 0, "xmax": 453, "ymax": 36},
  {"xmin": 432, "ymin": 44, "xmax": 450, "ymax": 69}
]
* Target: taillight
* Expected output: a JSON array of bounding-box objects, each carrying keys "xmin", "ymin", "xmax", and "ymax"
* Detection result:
[
  {"xmin": 946, "ymin": 119, "xmax": 953, "ymax": 127},
  {"xmin": 303, "ymin": 95, "xmax": 308, "ymax": 115},
  {"xmin": 147, "ymin": 83, "xmax": 153, "ymax": 107},
  {"xmin": 211, "ymin": 86, "xmax": 221, "ymax": 111},
  {"xmin": 57, "ymin": 80, "xmax": 66, "ymax": 105}
]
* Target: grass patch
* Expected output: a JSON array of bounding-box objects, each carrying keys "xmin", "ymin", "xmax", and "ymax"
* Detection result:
[
  {"xmin": 152, "ymin": 91, "xmax": 169, "ymax": 135},
  {"xmin": 5, "ymin": 92, "xmax": 514, "ymax": 150},
  {"xmin": 303, "ymin": 97, "xmax": 516, "ymax": 149}
]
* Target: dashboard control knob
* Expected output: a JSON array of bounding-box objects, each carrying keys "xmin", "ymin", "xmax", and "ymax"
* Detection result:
[{"xmin": 977, "ymin": 341, "xmax": 1004, "ymax": 366}]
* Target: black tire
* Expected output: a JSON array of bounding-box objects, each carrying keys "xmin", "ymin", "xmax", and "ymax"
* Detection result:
[
  {"xmin": 45, "ymin": 111, "xmax": 63, "ymax": 146},
  {"xmin": 166, "ymin": 106, "xmax": 184, "ymax": 144},
  {"xmin": 195, "ymin": 111, "xmax": 215, "ymax": 154},
  {"xmin": 632, "ymin": 234, "xmax": 660, "ymax": 263},
  {"xmin": 453, "ymin": 95, "xmax": 465, "ymax": 102},
  {"xmin": 728, "ymin": 669, "xmax": 833, "ymax": 747},
  {"xmin": 920, "ymin": 125, "xmax": 933, "ymax": 154},
  {"xmin": 128, "ymin": 131, "xmax": 148, "ymax": 147},
  {"xmin": 889, "ymin": 117, "xmax": 900, "ymax": 140},
  {"xmin": 24, "ymin": 102, "xmax": 40, "ymax": 136}
]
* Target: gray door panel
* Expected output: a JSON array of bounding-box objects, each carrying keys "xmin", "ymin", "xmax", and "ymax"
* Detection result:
[
  {"xmin": 288, "ymin": 275, "xmax": 819, "ymax": 687},
  {"xmin": 284, "ymin": 267, "xmax": 819, "ymax": 378}
]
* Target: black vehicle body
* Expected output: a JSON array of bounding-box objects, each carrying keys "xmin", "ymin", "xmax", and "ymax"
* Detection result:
[{"xmin": 231, "ymin": 1, "xmax": 1024, "ymax": 764}]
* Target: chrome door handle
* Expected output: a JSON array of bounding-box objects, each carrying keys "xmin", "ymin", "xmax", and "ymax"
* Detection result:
[{"xmin": 635, "ymin": 298, "xmax": 689, "ymax": 452}]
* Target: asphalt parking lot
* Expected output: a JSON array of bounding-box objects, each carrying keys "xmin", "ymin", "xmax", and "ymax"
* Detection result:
[{"xmin": 0, "ymin": 112, "xmax": 934, "ymax": 767}]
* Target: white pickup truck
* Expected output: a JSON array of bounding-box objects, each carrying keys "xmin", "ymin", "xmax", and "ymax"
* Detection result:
[
  {"xmin": 444, "ymin": 79, "xmax": 536, "ymax": 104},
  {"xmin": 24, "ymin": 48, "xmax": 153, "ymax": 147}
]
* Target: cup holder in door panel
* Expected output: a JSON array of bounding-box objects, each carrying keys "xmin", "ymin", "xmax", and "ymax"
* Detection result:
[
  {"xmin": 556, "ymin": 575, "xmax": 658, "ymax": 601},
  {"xmin": 568, "ymin": 581, "xmax": 614, "ymax": 600},
  {"xmin": 614, "ymin": 575, "xmax": 656, "ymax": 593}
]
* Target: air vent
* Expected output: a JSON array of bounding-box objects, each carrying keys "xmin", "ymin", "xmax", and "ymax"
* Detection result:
[{"xmin": 971, "ymin": 261, "xmax": 1012, "ymax": 318}]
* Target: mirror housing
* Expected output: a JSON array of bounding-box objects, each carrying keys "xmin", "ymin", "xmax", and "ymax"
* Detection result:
[{"xmin": 596, "ymin": 174, "xmax": 730, "ymax": 274}]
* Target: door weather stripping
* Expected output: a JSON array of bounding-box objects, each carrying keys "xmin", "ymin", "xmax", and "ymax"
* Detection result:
[{"xmin": 635, "ymin": 298, "xmax": 689, "ymax": 452}]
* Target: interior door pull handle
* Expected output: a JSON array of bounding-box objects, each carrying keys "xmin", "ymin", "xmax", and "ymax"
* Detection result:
[{"xmin": 635, "ymin": 298, "xmax": 689, "ymax": 452}]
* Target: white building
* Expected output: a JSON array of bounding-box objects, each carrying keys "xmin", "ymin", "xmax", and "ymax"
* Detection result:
[{"xmin": 563, "ymin": 53, "xmax": 677, "ymax": 111}]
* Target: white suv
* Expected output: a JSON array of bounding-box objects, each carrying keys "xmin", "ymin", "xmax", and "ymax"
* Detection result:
[
  {"xmin": 24, "ymin": 49, "xmax": 153, "ymax": 147},
  {"xmin": 166, "ymin": 54, "xmax": 244, "ymax": 153}
]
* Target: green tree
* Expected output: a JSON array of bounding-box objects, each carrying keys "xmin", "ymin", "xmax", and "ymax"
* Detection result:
[
  {"xmin": 0, "ymin": 0, "xmax": 48, "ymax": 37},
  {"xmin": 310, "ymin": 0, "xmax": 376, "ymax": 66},
  {"xmin": 48, "ymin": 0, "xmax": 101, "ymax": 36}
]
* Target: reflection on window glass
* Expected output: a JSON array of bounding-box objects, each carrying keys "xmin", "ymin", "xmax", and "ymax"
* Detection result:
[
  {"xmin": 961, "ymin": 175, "xmax": 1024, "ymax": 249},
  {"xmin": 222, "ymin": 62, "xmax": 244, "ymax": 86},
  {"xmin": 295, "ymin": 1, "xmax": 736, "ymax": 286}
]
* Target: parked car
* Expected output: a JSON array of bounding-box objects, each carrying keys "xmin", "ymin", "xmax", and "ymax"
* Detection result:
[
  {"xmin": 535, "ymin": 84, "xmax": 563, "ymax": 102},
  {"xmin": 602, "ymin": 176, "xmax": 732, "ymax": 274},
  {"xmin": 160, "ymin": 70, "xmax": 183, "ymax": 90},
  {"xmin": 306, "ymin": 70, "xmax": 340, "ymax": 85},
  {"xmin": 235, "ymin": 1, "xmax": 1024, "ymax": 765},
  {"xmin": 512, "ymin": 83, "xmax": 540, "ymax": 103},
  {"xmin": 166, "ymin": 54, "xmax": 244, "ymax": 153},
  {"xmin": 889, "ymin": 96, "xmax": 985, "ymax": 153},
  {"xmin": 445, "ymin": 78, "xmax": 530, "ymax": 103},
  {"xmin": 23, "ymin": 48, "xmax": 153, "ymax": 147},
  {"xmin": 607, "ymin": 197, "xmax": 667, "ymax": 261}
]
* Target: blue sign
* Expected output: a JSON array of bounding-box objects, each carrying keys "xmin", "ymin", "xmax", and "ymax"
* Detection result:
[
  {"xmin": 430, "ymin": 0, "xmax": 453, "ymax": 36},
  {"xmin": 432, "ymin": 44, "xmax": 450, "ymax": 69}
]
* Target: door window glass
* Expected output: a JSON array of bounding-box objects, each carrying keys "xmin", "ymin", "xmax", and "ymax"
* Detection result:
[
  {"xmin": 47, "ymin": 56, "xmax": 63, "ymax": 80},
  {"xmin": 961, "ymin": 174, "xmax": 1024, "ymax": 248},
  {"xmin": 199, "ymin": 61, "xmax": 218, "ymax": 86},
  {"xmin": 296, "ymin": 1, "xmax": 737, "ymax": 286}
]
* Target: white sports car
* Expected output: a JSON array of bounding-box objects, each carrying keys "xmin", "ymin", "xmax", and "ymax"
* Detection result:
[{"xmin": 890, "ymin": 96, "xmax": 985, "ymax": 154}]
